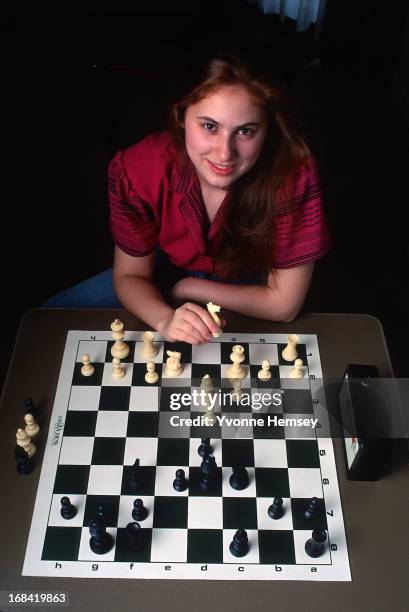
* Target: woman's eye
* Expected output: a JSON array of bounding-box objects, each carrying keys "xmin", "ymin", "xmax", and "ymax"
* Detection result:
[
  {"xmin": 202, "ymin": 123, "xmax": 216, "ymax": 131},
  {"xmin": 238, "ymin": 127, "xmax": 252, "ymax": 136}
]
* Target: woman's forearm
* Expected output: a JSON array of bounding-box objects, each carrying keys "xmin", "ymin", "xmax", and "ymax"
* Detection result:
[{"xmin": 114, "ymin": 274, "xmax": 174, "ymax": 334}]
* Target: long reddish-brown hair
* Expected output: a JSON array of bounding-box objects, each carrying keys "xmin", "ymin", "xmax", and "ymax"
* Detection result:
[{"xmin": 169, "ymin": 54, "xmax": 312, "ymax": 281}]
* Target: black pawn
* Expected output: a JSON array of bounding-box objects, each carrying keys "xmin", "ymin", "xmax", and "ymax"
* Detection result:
[
  {"xmin": 89, "ymin": 509, "xmax": 113, "ymax": 555},
  {"xmin": 229, "ymin": 529, "xmax": 249, "ymax": 557},
  {"xmin": 200, "ymin": 454, "xmax": 217, "ymax": 490},
  {"xmin": 24, "ymin": 397, "xmax": 40, "ymax": 420},
  {"xmin": 129, "ymin": 458, "xmax": 143, "ymax": 491},
  {"xmin": 126, "ymin": 521, "xmax": 144, "ymax": 551},
  {"xmin": 229, "ymin": 466, "xmax": 249, "ymax": 490},
  {"xmin": 173, "ymin": 469, "xmax": 188, "ymax": 492},
  {"xmin": 60, "ymin": 496, "xmax": 77, "ymax": 520},
  {"xmin": 268, "ymin": 497, "xmax": 284, "ymax": 520},
  {"xmin": 132, "ymin": 498, "xmax": 148, "ymax": 521},
  {"xmin": 14, "ymin": 446, "xmax": 33, "ymax": 475},
  {"xmin": 304, "ymin": 497, "xmax": 320, "ymax": 519},
  {"xmin": 305, "ymin": 529, "xmax": 327, "ymax": 558},
  {"xmin": 198, "ymin": 437, "xmax": 213, "ymax": 458}
]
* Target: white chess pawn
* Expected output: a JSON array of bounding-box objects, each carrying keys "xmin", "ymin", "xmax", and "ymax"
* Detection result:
[
  {"xmin": 110, "ymin": 319, "xmax": 130, "ymax": 359},
  {"xmin": 200, "ymin": 374, "xmax": 213, "ymax": 409},
  {"xmin": 112, "ymin": 357, "xmax": 126, "ymax": 379},
  {"xmin": 165, "ymin": 350, "xmax": 183, "ymax": 377},
  {"xmin": 230, "ymin": 378, "xmax": 242, "ymax": 403},
  {"xmin": 289, "ymin": 358, "xmax": 305, "ymax": 379},
  {"xmin": 206, "ymin": 302, "xmax": 222, "ymax": 337},
  {"xmin": 145, "ymin": 361, "xmax": 159, "ymax": 384},
  {"xmin": 204, "ymin": 405, "xmax": 217, "ymax": 426},
  {"xmin": 282, "ymin": 334, "xmax": 300, "ymax": 362},
  {"xmin": 257, "ymin": 359, "xmax": 271, "ymax": 381},
  {"xmin": 142, "ymin": 331, "xmax": 158, "ymax": 359},
  {"xmin": 81, "ymin": 353, "xmax": 94, "ymax": 377},
  {"xmin": 24, "ymin": 413, "xmax": 40, "ymax": 437},
  {"xmin": 227, "ymin": 345, "xmax": 246, "ymax": 379},
  {"xmin": 16, "ymin": 428, "xmax": 36, "ymax": 457}
]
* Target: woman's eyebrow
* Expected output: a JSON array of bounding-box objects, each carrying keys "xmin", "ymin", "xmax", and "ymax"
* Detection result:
[{"xmin": 196, "ymin": 115, "xmax": 261, "ymax": 128}]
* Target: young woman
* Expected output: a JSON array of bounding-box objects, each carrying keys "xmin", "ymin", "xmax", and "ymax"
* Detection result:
[{"xmin": 109, "ymin": 55, "xmax": 331, "ymax": 345}]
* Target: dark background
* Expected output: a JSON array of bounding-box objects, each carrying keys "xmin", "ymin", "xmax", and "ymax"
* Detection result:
[{"xmin": 2, "ymin": 0, "xmax": 409, "ymax": 390}]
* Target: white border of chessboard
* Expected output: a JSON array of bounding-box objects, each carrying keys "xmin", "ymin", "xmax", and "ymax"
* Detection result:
[{"xmin": 23, "ymin": 331, "xmax": 351, "ymax": 581}]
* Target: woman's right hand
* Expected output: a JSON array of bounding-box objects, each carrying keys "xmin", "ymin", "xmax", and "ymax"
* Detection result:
[{"xmin": 157, "ymin": 302, "xmax": 220, "ymax": 344}]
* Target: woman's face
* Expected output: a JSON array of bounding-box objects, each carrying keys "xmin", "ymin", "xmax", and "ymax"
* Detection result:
[{"xmin": 184, "ymin": 86, "xmax": 268, "ymax": 193}]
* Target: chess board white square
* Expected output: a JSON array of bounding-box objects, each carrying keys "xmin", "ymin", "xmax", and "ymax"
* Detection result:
[
  {"xmin": 95, "ymin": 411, "xmax": 129, "ymax": 437},
  {"xmin": 256, "ymin": 497, "xmax": 293, "ymax": 530},
  {"xmin": 279, "ymin": 366, "xmax": 310, "ymax": 389},
  {"xmin": 221, "ymin": 413, "xmax": 252, "ymax": 439},
  {"xmin": 253, "ymin": 439, "xmax": 288, "ymax": 468},
  {"xmin": 293, "ymin": 530, "xmax": 331, "ymax": 565},
  {"xmin": 150, "ymin": 528, "xmax": 188, "ymax": 562},
  {"xmin": 48, "ymin": 494, "xmax": 86, "ymax": 527},
  {"xmin": 288, "ymin": 468, "xmax": 323, "ymax": 498},
  {"xmin": 154, "ymin": 466, "xmax": 190, "ymax": 496},
  {"xmin": 187, "ymin": 497, "xmax": 223, "ymax": 529},
  {"xmin": 124, "ymin": 437, "xmax": 158, "ymax": 466},
  {"xmin": 78, "ymin": 526, "xmax": 117, "ymax": 561},
  {"xmin": 59, "ymin": 436, "xmax": 94, "ymax": 465},
  {"xmin": 283, "ymin": 413, "xmax": 316, "ymax": 439},
  {"xmin": 117, "ymin": 495, "xmax": 154, "ymax": 528},
  {"xmin": 129, "ymin": 386, "xmax": 159, "ymax": 411},
  {"xmin": 87, "ymin": 466, "xmax": 123, "ymax": 495},
  {"xmin": 248, "ymin": 343, "xmax": 279, "ymax": 365},
  {"xmin": 188, "ymin": 438, "xmax": 222, "ymax": 467},
  {"xmin": 222, "ymin": 467, "xmax": 256, "ymax": 497},
  {"xmin": 102, "ymin": 362, "xmax": 133, "ymax": 386},
  {"xmin": 192, "ymin": 342, "xmax": 221, "ymax": 363},
  {"xmin": 223, "ymin": 529, "xmax": 259, "ymax": 563},
  {"xmin": 68, "ymin": 386, "xmax": 101, "ymax": 411},
  {"xmin": 76, "ymin": 341, "xmax": 108, "ymax": 362}
]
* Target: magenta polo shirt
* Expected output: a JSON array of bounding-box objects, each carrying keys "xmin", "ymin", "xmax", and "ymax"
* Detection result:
[{"xmin": 108, "ymin": 131, "xmax": 331, "ymax": 274}]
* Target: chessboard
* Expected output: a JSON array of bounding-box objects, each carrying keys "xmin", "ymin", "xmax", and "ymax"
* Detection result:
[{"xmin": 23, "ymin": 328, "xmax": 351, "ymax": 581}]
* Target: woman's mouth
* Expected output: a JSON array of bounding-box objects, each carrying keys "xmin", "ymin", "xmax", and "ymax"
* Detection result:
[{"xmin": 206, "ymin": 160, "xmax": 237, "ymax": 176}]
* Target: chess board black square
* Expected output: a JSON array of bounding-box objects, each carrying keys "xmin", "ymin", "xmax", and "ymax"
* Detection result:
[
  {"xmin": 42, "ymin": 526, "xmax": 81, "ymax": 561},
  {"xmin": 53, "ymin": 465, "xmax": 90, "ymax": 495},
  {"xmin": 190, "ymin": 412, "xmax": 221, "ymax": 439},
  {"xmin": 188, "ymin": 467, "xmax": 223, "ymax": 496},
  {"xmin": 163, "ymin": 341, "xmax": 192, "ymax": 364},
  {"xmin": 249, "ymin": 365, "xmax": 281, "ymax": 388},
  {"xmin": 281, "ymin": 389, "xmax": 313, "ymax": 414},
  {"xmin": 152, "ymin": 496, "xmax": 188, "ymax": 528},
  {"xmin": 220, "ymin": 342, "xmax": 250, "ymax": 364},
  {"xmin": 291, "ymin": 498, "xmax": 328, "ymax": 531},
  {"xmin": 121, "ymin": 466, "xmax": 156, "ymax": 496},
  {"xmin": 222, "ymin": 497, "xmax": 258, "ymax": 529},
  {"xmin": 277, "ymin": 343, "xmax": 307, "ymax": 366},
  {"xmin": 258, "ymin": 530, "xmax": 296, "ymax": 564},
  {"xmin": 91, "ymin": 438, "xmax": 126, "ymax": 465},
  {"xmin": 254, "ymin": 468, "xmax": 290, "ymax": 498},
  {"xmin": 105, "ymin": 341, "xmax": 136, "ymax": 362},
  {"xmin": 83, "ymin": 495, "xmax": 120, "ymax": 527},
  {"xmin": 72, "ymin": 362, "xmax": 104, "ymax": 386},
  {"xmin": 115, "ymin": 527, "xmax": 152, "ymax": 562},
  {"xmin": 221, "ymin": 439, "xmax": 255, "ymax": 467},
  {"xmin": 253, "ymin": 415, "xmax": 285, "ymax": 439},
  {"xmin": 191, "ymin": 363, "xmax": 222, "ymax": 387},
  {"xmin": 187, "ymin": 529, "xmax": 224, "ymax": 563},
  {"xmin": 157, "ymin": 438, "xmax": 190, "ymax": 466},
  {"xmin": 98, "ymin": 387, "xmax": 131, "ymax": 411},
  {"xmin": 286, "ymin": 440, "xmax": 320, "ymax": 468},
  {"xmin": 132, "ymin": 363, "xmax": 163, "ymax": 386},
  {"xmin": 64, "ymin": 411, "xmax": 97, "ymax": 437},
  {"xmin": 159, "ymin": 387, "xmax": 192, "ymax": 411},
  {"xmin": 127, "ymin": 412, "xmax": 159, "ymax": 437}
]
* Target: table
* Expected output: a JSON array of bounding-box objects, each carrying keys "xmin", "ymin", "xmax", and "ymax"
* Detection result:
[{"xmin": 0, "ymin": 309, "xmax": 407, "ymax": 612}]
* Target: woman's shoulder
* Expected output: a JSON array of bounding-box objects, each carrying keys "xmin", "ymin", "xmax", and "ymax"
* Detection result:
[
  {"xmin": 274, "ymin": 156, "xmax": 321, "ymax": 217},
  {"xmin": 122, "ymin": 131, "xmax": 176, "ymax": 172}
]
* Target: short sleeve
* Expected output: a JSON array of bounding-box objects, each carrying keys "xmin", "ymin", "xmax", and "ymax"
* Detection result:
[
  {"xmin": 271, "ymin": 160, "xmax": 332, "ymax": 269},
  {"xmin": 108, "ymin": 150, "xmax": 158, "ymax": 257}
]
